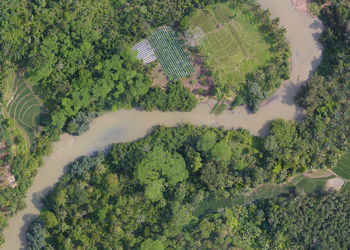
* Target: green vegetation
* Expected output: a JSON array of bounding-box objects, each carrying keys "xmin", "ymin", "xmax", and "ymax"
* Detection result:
[
  {"xmin": 333, "ymin": 153, "xmax": 350, "ymax": 179},
  {"xmin": 5, "ymin": 78, "xmax": 42, "ymax": 146},
  {"xmin": 194, "ymin": 174, "xmax": 336, "ymax": 216},
  {"xmin": 210, "ymin": 102, "xmax": 227, "ymax": 115},
  {"xmin": 342, "ymin": 182, "xmax": 350, "ymax": 193},
  {"xmin": 140, "ymin": 81, "xmax": 198, "ymax": 111},
  {"xmin": 0, "ymin": 0, "xmax": 348, "ymax": 247},
  {"xmin": 0, "ymin": 115, "xmax": 39, "ymax": 245},
  {"xmin": 189, "ymin": 3, "xmax": 271, "ymax": 88},
  {"xmin": 0, "ymin": 0, "xmax": 213, "ymax": 244},
  {"xmin": 188, "ymin": 1, "xmax": 290, "ymax": 111},
  {"xmin": 27, "ymin": 125, "xmax": 350, "ymax": 249},
  {"xmin": 148, "ymin": 27, "xmax": 194, "ymax": 80}
]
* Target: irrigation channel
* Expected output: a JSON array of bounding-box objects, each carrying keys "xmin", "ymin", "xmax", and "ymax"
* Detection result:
[{"xmin": 3, "ymin": 0, "xmax": 323, "ymax": 248}]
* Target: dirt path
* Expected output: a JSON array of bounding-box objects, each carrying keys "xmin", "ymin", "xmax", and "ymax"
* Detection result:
[
  {"xmin": 291, "ymin": 0, "xmax": 314, "ymax": 17},
  {"xmin": 2, "ymin": 0, "xmax": 324, "ymax": 249}
]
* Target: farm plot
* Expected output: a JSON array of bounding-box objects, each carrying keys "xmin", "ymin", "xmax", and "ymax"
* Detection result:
[
  {"xmin": 189, "ymin": 3, "xmax": 272, "ymax": 91},
  {"xmin": 333, "ymin": 153, "xmax": 350, "ymax": 180},
  {"xmin": 6, "ymin": 78, "xmax": 42, "ymax": 146},
  {"xmin": 148, "ymin": 26, "xmax": 194, "ymax": 81}
]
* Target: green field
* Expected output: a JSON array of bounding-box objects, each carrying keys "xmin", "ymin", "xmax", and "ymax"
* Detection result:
[
  {"xmin": 194, "ymin": 174, "xmax": 336, "ymax": 216},
  {"xmin": 6, "ymin": 78, "xmax": 42, "ymax": 146},
  {"xmin": 341, "ymin": 182, "xmax": 350, "ymax": 193},
  {"xmin": 189, "ymin": 3, "xmax": 272, "ymax": 91},
  {"xmin": 333, "ymin": 153, "xmax": 350, "ymax": 180},
  {"xmin": 149, "ymin": 26, "xmax": 194, "ymax": 80}
]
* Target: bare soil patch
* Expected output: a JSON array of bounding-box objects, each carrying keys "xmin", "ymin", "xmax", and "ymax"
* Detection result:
[
  {"xmin": 291, "ymin": 0, "xmax": 314, "ymax": 17},
  {"xmin": 303, "ymin": 169, "xmax": 333, "ymax": 178},
  {"xmin": 0, "ymin": 144, "xmax": 17, "ymax": 188},
  {"xmin": 324, "ymin": 177, "xmax": 344, "ymax": 191},
  {"xmin": 150, "ymin": 52, "xmax": 214, "ymax": 99}
]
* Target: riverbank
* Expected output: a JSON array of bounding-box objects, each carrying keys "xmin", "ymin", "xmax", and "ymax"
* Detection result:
[{"xmin": 2, "ymin": 0, "xmax": 323, "ymax": 249}]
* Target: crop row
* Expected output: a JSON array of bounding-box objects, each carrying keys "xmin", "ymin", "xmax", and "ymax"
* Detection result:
[
  {"xmin": 149, "ymin": 26, "xmax": 194, "ymax": 80},
  {"xmin": 227, "ymin": 22, "xmax": 248, "ymax": 57},
  {"xmin": 6, "ymin": 79, "xmax": 42, "ymax": 146}
]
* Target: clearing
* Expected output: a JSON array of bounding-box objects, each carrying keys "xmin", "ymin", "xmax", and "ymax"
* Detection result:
[
  {"xmin": 188, "ymin": 2, "xmax": 272, "ymax": 92},
  {"xmin": 5, "ymin": 77, "xmax": 43, "ymax": 146}
]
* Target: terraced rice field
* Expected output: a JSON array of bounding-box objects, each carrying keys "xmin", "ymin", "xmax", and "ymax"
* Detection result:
[
  {"xmin": 6, "ymin": 78, "xmax": 42, "ymax": 146},
  {"xmin": 333, "ymin": 153, "xmax": 350, "ymax": 180},
  {"xmin": 189, "ymin": 3, "xmax": 272, "ymax": 91},
  {"xmin": 148, "ymin": 26, "xmax": 194, "ymax": 80}
]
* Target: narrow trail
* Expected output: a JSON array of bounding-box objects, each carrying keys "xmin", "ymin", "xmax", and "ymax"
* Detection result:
[{"xmin": 2, "ymin": 0, "xmax": 324, "ymax": 249}]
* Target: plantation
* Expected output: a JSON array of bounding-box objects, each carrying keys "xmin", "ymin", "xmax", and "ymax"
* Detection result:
[
  {"xmin": 148, "ymin": 26, "xmax": 194, "ymax": 80},
  {"xmin": 188, "ymin": 3, "xmax": 272, "ymax": 92},
  {"xmin": 333, "ymin": 153, "xmax": 350, "ymax": 180},
  {"xmin": 6, "ymin": 78, "xmax": 42, "ymax": 146}
]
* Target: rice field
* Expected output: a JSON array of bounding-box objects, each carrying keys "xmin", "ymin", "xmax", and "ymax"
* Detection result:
[
  {"xmin": 6, "ymin": 78, "xmax": 42, "ymax": 146},
  {"xmin": 189, "ymin": 3, "xmax": 272, "ymax": 91},
  {"xmin": 148, "ymin": 26, "xmax": 194, "ymax": 81},
  {"xmin": 332, "ymin": 153, "xmax": 350, "ymax": 180}
]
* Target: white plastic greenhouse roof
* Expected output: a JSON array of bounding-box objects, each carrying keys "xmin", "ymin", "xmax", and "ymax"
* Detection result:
[{"xmin": 132, "ymin": 39, "xmax": 157, "ymax": 64}]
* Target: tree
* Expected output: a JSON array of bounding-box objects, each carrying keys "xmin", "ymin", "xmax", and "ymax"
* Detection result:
[
  {"xmin": 246, "ymin": 82, "xmax": 264, "ymax": 113},
  {"xmin": 39, "ymin": 211, "xmax": 58, "ymax": 229},
  {"xmin": 211, "ymin": 141, "xmax": 231, "ymax": 162},
  {"xmin": 141, "ymin": 238, "xmax": 164, "ymax": 250},
  {"xmin": 27, "ymin": 222, "xmax": 45, "ymax": 250},
  {"xmin": 179, "ymin": 16, "xmax": 190, "ymax": 31},
  {"xmin": 145, "ymin": 179, "xmax": 164, "ymax": 202},
  {"xmin": 104, "ymin": 173, "xmax": 119, "ymax": 195},
  {"xmin": 197, "ymin": 132, "xmax": 217, "ymax": 153}
]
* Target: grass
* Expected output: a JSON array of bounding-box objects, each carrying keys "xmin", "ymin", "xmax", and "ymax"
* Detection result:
[
  {"xmin": 211, "ymin": 102, "xmax": 227, "ymax": 115},
  {"xmin": 194, "ymin": 174, "xmax": 337, "ymax": 216},
  {"xmin": 189, "ymin": 3, "xmax": 272, "ymax": 92},
  {"xmin": 332, "ymin": 153, "xmax": 350, "ymax": 180},
  {"xmin": 295, "ymin": 175, "xmax": 335, "ymax": 194},
  {"xmin": 148, "ymin": 26, "xmax": 194, "ymax": 81},
  {"xmin": 5, "ymin": 77, "xmax": 42, "ymax": 146},
  {"xmin": 341, "ymin": 182, "xmax": 350, "ymax": 193}
]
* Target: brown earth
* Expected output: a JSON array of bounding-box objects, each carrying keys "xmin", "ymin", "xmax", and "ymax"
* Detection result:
[
  {"xmin": 291, "ymin": 0, "xmax": 314, "ymax": 16},
  {"xmin": 150, "ymin": 52, "xmax": 214, "ymax": 99},
  {"xmin": 324, "ymin": 177, "xmax": 345, "ymax": 191},
  {"xmin": 303, "ymin": 169, "xmax": 334, "ymax": 178},
  {"xmin": 0, "ymin": 143, "xmax": 17, "ymax": 188}
]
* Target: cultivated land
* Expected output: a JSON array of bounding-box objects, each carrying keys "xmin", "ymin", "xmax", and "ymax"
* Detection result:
[
  {"xmin": 148, "ymin": 26, "xmax": 194, "ymax": 81},
  {"xmin": 189, "ymin": 3, "xmax": 272, "ymax": 91},
  {"xmin": 5, "ymin": 77, "xmax": 42, "ymax": 146},
  {"xmin": 332, "ymin": 153, "xmax": 350, "ymax": 180}
]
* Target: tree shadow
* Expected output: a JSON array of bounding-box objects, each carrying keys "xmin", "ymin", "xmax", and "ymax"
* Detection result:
[
  {"xmin": 309, "ymin": 20, "xmax": 324, "ymax": 50},
  {"xmin": 282, "ymin": 55, "xmax": 322, "ymax": 109},
  {"xmin": 19, "ymin": 213, "xmax": 38, "ymax": 250},
  {"xmin": 258, "ymin": 119, "xmax": 274, "ymax": 136}
]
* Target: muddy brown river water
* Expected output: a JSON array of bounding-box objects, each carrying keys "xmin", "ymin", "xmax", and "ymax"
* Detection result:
[{"xmin": 2, "ymin": 0, "xmax": 323, "ymax": 248}]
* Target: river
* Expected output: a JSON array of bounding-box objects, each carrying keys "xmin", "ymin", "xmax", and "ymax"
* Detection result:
[{"xmin": 2, "ymin": 0, "xmax": 323, "ymax": 249}]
